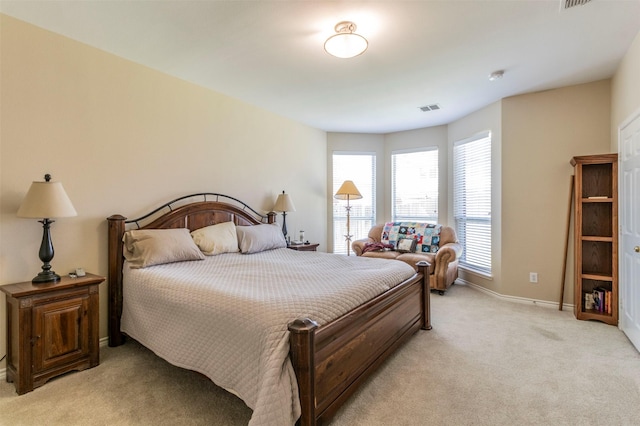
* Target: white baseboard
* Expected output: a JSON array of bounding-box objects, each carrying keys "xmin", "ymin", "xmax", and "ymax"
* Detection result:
[
  {"xmin": 0, "ymin": 336, "xmax": 110, "ymax": 382},
  {"xmin": 456, "ymin": 279, "xmax": 574, "ymax": 311}
]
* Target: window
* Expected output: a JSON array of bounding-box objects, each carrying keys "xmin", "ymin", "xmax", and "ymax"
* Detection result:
[
  {"xmin": 453, "ymin": 132, "xmax": 492, "ymax": 274},
  {"xmin": 332, "ymin": 153, "xmax": 376, "ymax": 254},
  {"xmin": 391, "ymin": 148, "xmax": 438, "ymax": 223}
]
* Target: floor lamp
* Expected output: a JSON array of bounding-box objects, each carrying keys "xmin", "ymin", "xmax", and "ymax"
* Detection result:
[{"xmin": 334, "ymin": 180, "xmax": 362, "ymax": 255}]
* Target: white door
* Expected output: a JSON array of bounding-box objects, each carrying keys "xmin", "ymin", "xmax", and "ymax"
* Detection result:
[{"xmin": 619, "ymin": 112, "xmax": 640, "ymax": 352}]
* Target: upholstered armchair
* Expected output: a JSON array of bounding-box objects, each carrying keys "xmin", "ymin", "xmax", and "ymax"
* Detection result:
[{"xmin": 352, "ymin": 223, "xmax": 463, "ymax": 294}]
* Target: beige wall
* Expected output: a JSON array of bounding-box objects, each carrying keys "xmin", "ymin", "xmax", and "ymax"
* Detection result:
[
  {"xmin": 501, "ymin": 80, "xmax": 611, "ymax": 304},
  {"xmin": 0, "ymin": 15, "xmax": 327, "ymax": 366},
  {"xmin": 612, "ymin": 28, "xmax": 640, "ymax": 144}
]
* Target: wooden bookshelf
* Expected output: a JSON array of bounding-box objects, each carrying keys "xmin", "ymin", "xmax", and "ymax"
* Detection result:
[{"xmin": 571, "ymin": 154, "xmax": 618, "ymax": 325}]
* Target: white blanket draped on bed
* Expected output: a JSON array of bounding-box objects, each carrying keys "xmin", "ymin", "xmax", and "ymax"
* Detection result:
[{"xmin": 121, "ymin": 248, "xmax": 416, "ymax": 426}]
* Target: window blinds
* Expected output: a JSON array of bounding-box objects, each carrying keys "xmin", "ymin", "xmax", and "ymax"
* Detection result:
[
  {"xmin": 391, "ymin": 148, "xmax": 438, "ymax": 222},
  {"xmin": 453, "ymin": 132, "xmax": 492, "ymax": 274}
]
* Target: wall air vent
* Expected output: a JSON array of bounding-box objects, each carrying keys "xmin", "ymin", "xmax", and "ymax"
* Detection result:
[
  {"xmin": 562, "ymin": 0, "xmax": 592, "ymax": 10},
  {"xmin": 419, "ymin": 104, "xmax": 441, "ymax": 112}
]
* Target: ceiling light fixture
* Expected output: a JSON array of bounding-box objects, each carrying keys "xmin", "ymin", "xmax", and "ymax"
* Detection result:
[
  {"xmin": 489, "ymin": 70, "xmax": 504, "ymax": 81},
  {"xmin": 324, "ymin": 21, "xmax": 368, "ymax": 59}
]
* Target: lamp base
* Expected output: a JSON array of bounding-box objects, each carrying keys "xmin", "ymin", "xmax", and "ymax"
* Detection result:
[
  {"xmin": 281, "ymin": 211, "xmax": 288, "ymax": 238},
  {"xmin": 32, "ymin": 270, "xmax": 61, "ymax": 284},
  {"xmin": 32, "ymin": 218, "xmax": 60, "ymax": 284}
]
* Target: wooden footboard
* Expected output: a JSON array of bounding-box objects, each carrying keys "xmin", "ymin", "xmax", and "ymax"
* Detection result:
[{"xmin": 289, "ymin": 261, "xmax": 432, "ymax": 425}]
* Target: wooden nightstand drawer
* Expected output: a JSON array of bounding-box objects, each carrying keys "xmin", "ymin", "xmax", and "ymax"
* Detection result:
[{"xmin": 1, "ymin": 273, "xmax": 104, "ymax": 394}]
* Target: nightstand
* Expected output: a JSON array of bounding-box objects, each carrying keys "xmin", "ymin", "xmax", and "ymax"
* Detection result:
[
  {"xmin": 288, "ymin": 243, "xmax": 319, "ymax": 252},
  {"xmin": 1, "ymin": 273, "xmax": 104, "ymax": 395}
]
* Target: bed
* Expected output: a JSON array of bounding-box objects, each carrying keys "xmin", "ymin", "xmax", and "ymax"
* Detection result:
[{"xmin": 107, "ymin": 193, "xmax": 432, "ymax": 426}]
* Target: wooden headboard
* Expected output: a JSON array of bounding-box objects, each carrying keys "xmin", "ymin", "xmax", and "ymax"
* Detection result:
[{"xmin": 107, "ymin": 193, "xmax": 276, "ymax": 346}]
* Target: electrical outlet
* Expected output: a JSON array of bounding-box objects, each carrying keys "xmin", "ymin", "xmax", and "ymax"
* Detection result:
[{"xmin": 529, "ymin": 272, "xmax": 538, "ymax": 283}]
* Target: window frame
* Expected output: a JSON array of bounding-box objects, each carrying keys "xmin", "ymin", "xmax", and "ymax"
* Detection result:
[
  {"xmin": 331, "ymin": 152, "xmax": 376, "ymax": 255},
  {"xmin": 453, "ymin": 131, "xmax": 492, "ymax": 275},
  {"xmin": 391, "ymin": 147, "xmax": 439, "ymax": 223}
]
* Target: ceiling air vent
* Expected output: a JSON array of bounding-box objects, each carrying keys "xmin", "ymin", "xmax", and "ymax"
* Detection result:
[
  {"xmin": 562, "ymin": 0, "xmax": 592, "ymax": 10},
  {"xmin": 419, "ymin": 104, "xmax": 441, "ymax": 112}
]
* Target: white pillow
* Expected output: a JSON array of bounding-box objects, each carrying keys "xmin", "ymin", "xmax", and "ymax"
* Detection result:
[
  {"xmin": 236, "ymin": 223, "xmax": 287, "ymax": 254},
  {"xmin": 191, "ymin": 221, "xmax": 239, "ymax": 255},
  {"xmin": 123, "ymin": 228, "xmax": 205, "ymax": 268}
]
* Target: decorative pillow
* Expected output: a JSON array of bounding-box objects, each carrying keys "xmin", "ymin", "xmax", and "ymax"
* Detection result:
[
  {"xmin": 191, "ymin": 221, "xmax": 239, "ymax": 255},
  {"xmin": 236, "ymin": 223, "xmax": 287, "ymax": 254},
  {"xmin": 123, "ymin": 228, "xmax": 205, "ymax": 268},
  {"xmin": 382, "ymin": 222, "xmax": 442, "ymax": 254},
  {"xmin": 396, "ymin": 238, "xmax": 417, "ymax": 253}
]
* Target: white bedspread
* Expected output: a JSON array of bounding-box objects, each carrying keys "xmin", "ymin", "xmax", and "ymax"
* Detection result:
[{"xmin": 121, "ymin": 248, "xmax": 415, "ymax": 426}]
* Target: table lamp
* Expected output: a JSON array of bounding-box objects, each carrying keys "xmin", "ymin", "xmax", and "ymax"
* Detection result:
[
  {"xmin": 273, "ymin": 190, "xmax": 296, "ymax": 239},
  {"xmin": 17, "ymin": 174, "xmax": 77, "ymax": 283}
]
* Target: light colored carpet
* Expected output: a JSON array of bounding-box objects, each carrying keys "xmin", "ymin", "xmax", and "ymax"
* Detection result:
[{"xmin": 1, "ymin": 283, "xmax": 638, "ymax": 425}]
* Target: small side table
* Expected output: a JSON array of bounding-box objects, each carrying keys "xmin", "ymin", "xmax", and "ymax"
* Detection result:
[
  {"xmin": 1, "ymin": 273, "xmax": 104, "ymax": 394},
  {"xmin": 288, "ymin": 243, "xmax": 319, "ymax": 252}
]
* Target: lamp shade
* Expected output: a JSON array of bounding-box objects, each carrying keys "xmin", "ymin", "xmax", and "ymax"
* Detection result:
[
  {"xmin": 273, "ymin": 191, "xmax": 296, "ymax": 212},
  {"xmin": 334, "ymin": 180, "xmax": 363, "ymax": 200},
  {"xmin": 324, "ymin": 21, "xmax": 368, "ymax": 59},
  {"xmin": 17, "ymin": 178, "xmax": 77, "ymax": 219}
]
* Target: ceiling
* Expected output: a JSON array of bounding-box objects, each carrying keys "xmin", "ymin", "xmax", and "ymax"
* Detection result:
[{"xmin": 2, "ymin": 0, "xmax": 640, "ymax": 134}]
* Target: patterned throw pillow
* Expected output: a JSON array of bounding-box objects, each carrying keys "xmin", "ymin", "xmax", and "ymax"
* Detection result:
[
  {"xmin": 381, "ymin": 222, "xmax": 442, "ymax": 253},
  {"xmin": 396, "ymin": 238, "xmax": 417, "ymax": 253}
]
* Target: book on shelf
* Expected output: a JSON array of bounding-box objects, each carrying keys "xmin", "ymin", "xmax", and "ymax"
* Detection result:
[
  {"xmin": 589, "ymin": 287, "xmax": 612, "ymax": 314},
  {"xmin": 592, "ymin": 289, "xmax": 603, "ymax": 312},
  {"xmin": 584, "ymin": 292, "xmax": 595, "ymax": 310}
]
